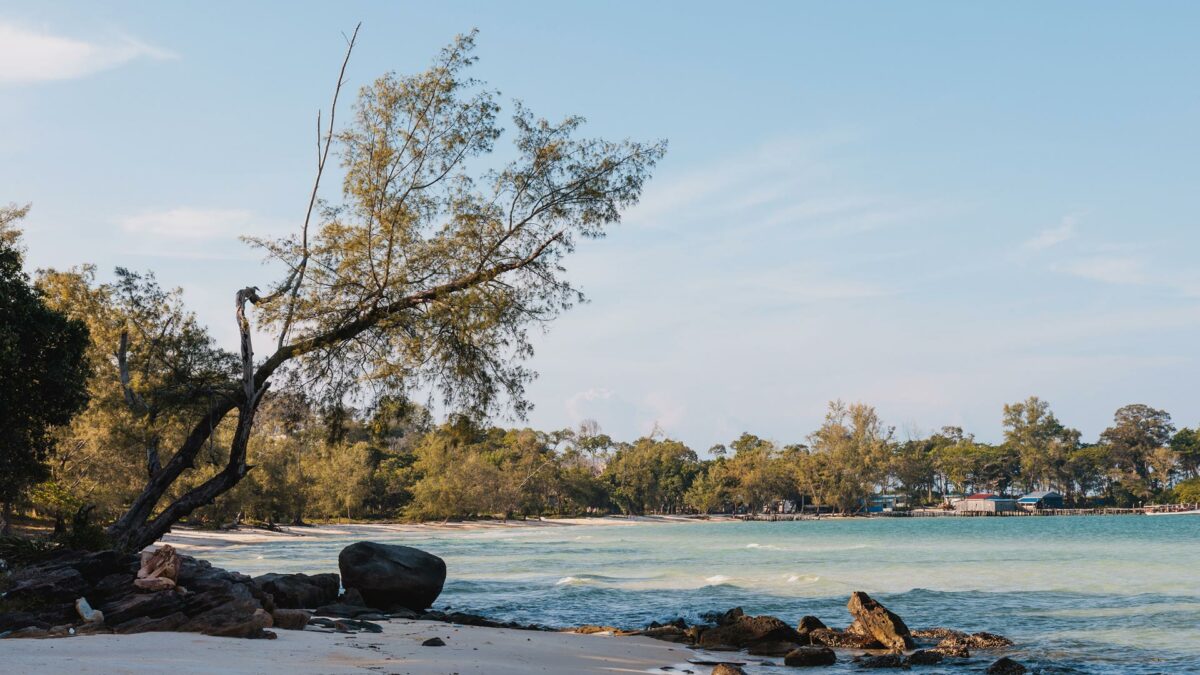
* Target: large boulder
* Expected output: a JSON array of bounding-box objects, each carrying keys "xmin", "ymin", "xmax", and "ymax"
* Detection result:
[
  {"xmin": 697, "ymin": 614, "xmax": 804, "ymax": 650},
  {"xmin": 846, "ymin": 591, "xmax": 914, "ymax": 651},
  {"xmin": 253, "ymin": 573, "xmax": 340, "ymax": 609},
  {"xmin": 338, "ymin": 542, "xmax": 446, "ymax": 611}
]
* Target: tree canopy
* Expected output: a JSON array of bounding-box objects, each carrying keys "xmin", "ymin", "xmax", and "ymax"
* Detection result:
[{"xmin": 0, "ymin": 206, "xmax": 90, "ymax": 533}]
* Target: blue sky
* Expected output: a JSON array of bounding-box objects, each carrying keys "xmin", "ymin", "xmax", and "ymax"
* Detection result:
[{"xmin": 3, "ymin": 1, "xmax": 1199, "ymax": 450}]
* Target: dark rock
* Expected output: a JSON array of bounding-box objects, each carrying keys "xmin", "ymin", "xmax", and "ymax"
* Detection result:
[
  {"xmin": 643, "ymin": 625, "xmax": 691, "ymax": 643},
  {"xmin": 113, "ymin": 611, "xmax": 189, "ymax": 634},
  {"xmin": 970, "ymin": 631, "xmax": 1014, "ymax": 648},
  {"xmin": 847, "ymin": 591, "xmax": 914, "ymax": 651},
  {"xmin": 3, "ymin": 566, "xmax": 88, "ymax": 604},
  {"xmin": 332, "ymin": 618, "xmax": 383, "ymax": 633},
  {"xmin": 855, "ymin": 653, "xmax": 909, "ymax": 669},
  {"xmin": 987, "ymin": 657, "xmax": 1027, "ymax": 675},
  {"xmin": 930, "ymin": 641, "xmax": 969, "ymax": 658},
  {"xmin": 2, "ymin": 626, "xmax": 51, "ymax": 639},
  {"xmin": 338, "ymin": 542, "xmax": 446, "ymax": 611},
  {"xmin": 312, "ymin": 602, "xmax": 378, "ymax": 618},
  {"xmin": 784, "ymin": 645, "xmax": 837, "ymax": 667},
  {"xmin": 0, "ymin": 612, "xmax": 50, "ymax": 633},
  {"xmin": 796, "ymin": 615, "xmax": 827, "ymax": 635},
  {"xmin": 99, "ymin": 590, "xmax": 186, "ymax": 626},
  {"xmin": 911, "ymin": 627, "xmax": 966, "ymax": 641},
  {"xmin": 809, "ymin": 627, "xmax": 884, "ymax": 649},
  {"xmin": 253, "ymin": 573, "xmax": 340, "ymax": 609},
  {"xmin": 181, "ymin": 607, "xmax": 273, "ymax": 638},
  {"xmin": 91, "ymin": 573, "xmax": 137, "ymax": 603},
  {"xmin": 697, "ymin": 614, "xmax": 804, "ymax": 650},
  {"xmin": 907, "ymin": 650, "xmax": 943, "ymax": 665},
  {"xmin": 422, "ymin": 636, "xmax": 445, "ymax": 646},
  {"xmin": 575, "ymin": 625, "xmax": 630, "ymax": 635},
  {"xmin": 701, "ymin": 607, "xmax": 745, "ymax": 626},
  {"xmin": 711, "ymin": 665, "xmax": 747, "ymax": 675},
  {"xmin": 271, "ymin": 608, "xmax": 312, "ymax": 630},
  {"xmin": 746, "ymin": 640, "xmax": 802, "ymax": 656},
  {"xmin": 340, "ymin": 587, "xmax": 366, "ymax": 606}
]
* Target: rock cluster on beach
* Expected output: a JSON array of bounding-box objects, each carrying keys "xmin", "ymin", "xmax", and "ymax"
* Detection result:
[
  {"xmin": 0, "ymin": 540, "xmax": 524, "ymax": 641},
  {"xmin": 0, "ymin": 547, "xmax": 279, "ymax": 639},
  {"xmin": 590, "ymin": 590, "xmax": 1023, "ymax": 672},
  {"xmin": 1, "ymin": 540, "xmax": 1028, "ymax": 673}
]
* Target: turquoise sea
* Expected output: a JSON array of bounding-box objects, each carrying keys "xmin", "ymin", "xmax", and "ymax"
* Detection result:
[{"xmin": 196, "ymin": 516, "xmax": 1200, "ymax": 674}]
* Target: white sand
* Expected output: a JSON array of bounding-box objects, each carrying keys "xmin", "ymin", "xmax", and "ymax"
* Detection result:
[
  {"xmin": 0, "ymin": 620, "xmax": 726, "ymax": 674},
  {"xmin": 159, "ymin": 515, "xmax": 733, "ymax": 552}
]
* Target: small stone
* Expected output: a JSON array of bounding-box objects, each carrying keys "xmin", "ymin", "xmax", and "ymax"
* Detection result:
[
  {"xmin": 422, "ymin": 637, "xmax": 446, "ymax": 646},
  {"xmin": 784, "ymin": 645, "xmax": 837, "ymax": 667},
  {"xmin": 907, "ymin": 649, "xmax": 943, "ymax": 665},
  {"xmin": 855, "ymin": 653, "xmax": 907, "ymax": 669},
  {"xmin": 271, "ymin": 609, "xmax": 312, "ymax": 631},
  {"xmin": 711, "ymin": 665, "xmax": 747, "ymax": 675},
  {"xmin": 746, "ymin": 640, "xmax": 800, "ymax": 656},
  {"xmin": 74, "ymin": 597, "xmax": 103, "ymax": 624}
]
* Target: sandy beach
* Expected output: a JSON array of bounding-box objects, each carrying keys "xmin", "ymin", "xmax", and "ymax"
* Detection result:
[
  {"xmin": 157, "ymin": 516, "xmax": 725, "ymax": 552},
  {"xmin": 0, "ymin": 619, "xmax": 710, "ymax": 675}
]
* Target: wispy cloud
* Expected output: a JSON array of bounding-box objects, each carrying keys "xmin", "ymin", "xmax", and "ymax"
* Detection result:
[
  {"xmin": 0, "ymin": 21, "xmax": 174, "ymax": 85},
  {"xmin": 1023, "ymin": 214, "xmax": 1078, "ymax": 251},
  {"xmin": 119, "ymin": 208, "xmax": 262, "ymax": 240},
  {"xmin": 1057, "ymin": 256, "xmax": 1147, "ymax": 285}
]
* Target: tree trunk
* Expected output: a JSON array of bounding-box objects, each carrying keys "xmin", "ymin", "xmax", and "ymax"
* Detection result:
[{"xmin": 106, "ymin": 287, "xmax": 268, "ymax": 552}]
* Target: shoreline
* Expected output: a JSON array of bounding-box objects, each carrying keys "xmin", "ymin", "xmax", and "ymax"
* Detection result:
[
  {"xmin": 159, "ymin": 509, "xmax": 1155, "ymax": 552},
  {"xmin": 0, "ymin": 618, "xmax": 711, "ymax": 674},
  {"xmin": 158, "ymin": 514, "xmax": 739, "ymax": 551}
]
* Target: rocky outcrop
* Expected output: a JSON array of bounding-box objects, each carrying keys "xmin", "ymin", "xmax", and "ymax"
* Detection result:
[
  {"xmin": 338, "ymin": 542, "xmax": 446, "ymax": 611},
  {"xmin": 846, "ymin": 591, "xmax": 914, "ymax": 651},
  {"xmin": 697, "ymin": 613, "xmax": 804, "ymax": 650},
  {"xmin": 808, "ymin": 627, "xmax": 883, "ymax": 649},
  {"xmin": 784, "ymin": 645, "xmax": 836, "ymax": 667},
  {"xmin": 855, "ymin": 653, "xmax": 907, "ymax": 668},
  {"xmin": 919, "ymin": 628, "xmax": 1012, "ymax": 656},
  {"xmin": 711, "ymin": 665, "xmax": 748, "ymax": 675},
  {"xmin": 1, "ymin": 549, "xmax": 277, "ymax": 639},
  {"xmin": 253, "ymin": 573, "xmax": 340, "ymax": 609},
  {"xmin": 907, "ymin": 649, "xmax": 944, "ymax": 665}
]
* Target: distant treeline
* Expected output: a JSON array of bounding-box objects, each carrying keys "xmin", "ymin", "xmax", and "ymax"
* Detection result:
[
  {"xmin": 30, "ymin": 382, "xmax": 1200, "ymax": 526},
  {"xmin": 7, "ymin": 256, "xmax": 1200, "ymax": 528}
]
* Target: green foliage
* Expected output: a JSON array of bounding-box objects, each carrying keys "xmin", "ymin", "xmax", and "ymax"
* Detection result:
[
  {"xmin": 603, "ymin": 437, "xmax": 699, "ymax": 515},
  {"xmin": 0, "ymin": 536, "xmax": 62, "ymax": 571},
  {"xmin": 1172, "ymin": 477, "xmax": 1200, "ymax": 504},
  {"xmin": 0, "ymin": 207, "xmax": 91, "ymax": 513}
]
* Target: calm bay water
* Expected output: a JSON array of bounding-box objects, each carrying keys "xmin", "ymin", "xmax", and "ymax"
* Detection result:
[{"xmin": 196, "ymin": 516, "xmax": 1200, "ymax": 674}]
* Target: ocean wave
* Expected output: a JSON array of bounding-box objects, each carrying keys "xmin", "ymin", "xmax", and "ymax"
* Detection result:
[
  {"xmin": 705, "ymin": 574, "xmax": 733, "ymax": 585},
  {"xmin": 787, "ymin": 573, "xmax": 821, "ymax": 584},
  {"xmin": 745, "ymin": 543, "xmax": 782, "ymax": 550}
]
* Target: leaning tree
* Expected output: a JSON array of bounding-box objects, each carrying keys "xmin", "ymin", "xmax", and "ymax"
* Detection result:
[{"xmin": 104, "ymin": 28, "xmax": 665, "ymax": 550}]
